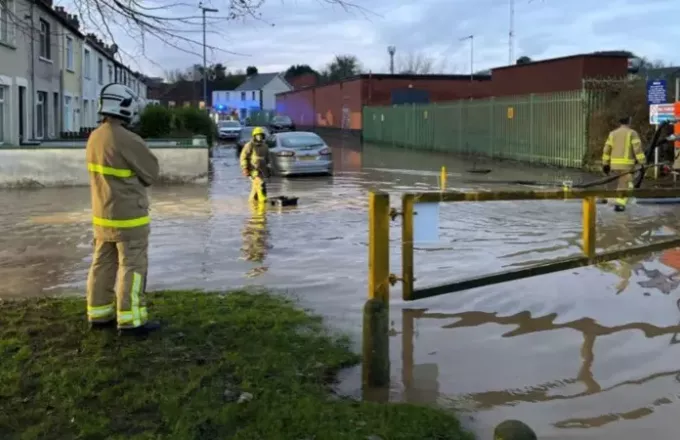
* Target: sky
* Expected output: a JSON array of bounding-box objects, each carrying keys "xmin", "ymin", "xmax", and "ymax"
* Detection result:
[{"xmin": 59, "ymin": 0, "xmax": 680, "ymax": 79}]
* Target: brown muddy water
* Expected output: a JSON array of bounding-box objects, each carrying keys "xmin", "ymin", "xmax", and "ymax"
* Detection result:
[{"xmin": 3, "ymin": 140, "xmax": 680, "ymax": 439}]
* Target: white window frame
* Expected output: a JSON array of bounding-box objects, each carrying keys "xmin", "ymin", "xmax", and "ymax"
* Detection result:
[
  {"xmin": 39, "ymin": 19, "xmax": 50, "ymax": 60},
  {"xmin": 97, "ymin": 58, "xmax": 103, "ymax": 85},
  {"xmin": 0, "ymin": 0, "xmax": 16, "ymax": 45},
  {"xmin": 66, "ymin": 36, "xmax": 74, "ymax": 71},
  {"xmin": 36, "ymin": 91, "xmax": 47, "ymax": 139},
  {"xmin": 0, "ymin": 86, "xmax": 5, "ymax": 144},
  {"xmin": 83, "ymin": 49, "xmax": 91, "ymax": 79}
]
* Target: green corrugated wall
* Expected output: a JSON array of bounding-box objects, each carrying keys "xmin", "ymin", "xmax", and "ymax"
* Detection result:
[{"xmin": 362, "ymin": 90, "xmax": 590, "ymax": 168}]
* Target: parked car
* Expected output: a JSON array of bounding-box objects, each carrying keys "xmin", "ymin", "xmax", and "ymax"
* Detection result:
[
  {"xmin": 268, "ymin": 115, "xmax": 296, "ymax": 133},
  {"xmin": 218, "ymin": 120, "xmax": 242, "ymax": 141},
  {"xmin": 236, "ymin": 126, "xmax": 271, "ymax": 157},
  {"xmin": 268, "ymin": 132, "xmax": 332, "ymax": 176}
]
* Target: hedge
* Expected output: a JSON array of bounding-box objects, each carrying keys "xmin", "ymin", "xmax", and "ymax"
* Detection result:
[{"xmin": 137, "ymin": 105, "xmax": 217, "ymax": 146}]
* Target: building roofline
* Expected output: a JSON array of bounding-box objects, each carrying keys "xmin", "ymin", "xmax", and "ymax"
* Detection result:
[
  {"xmin": 492, "ymin": 52, "xmax": 630, "ymax": 72},
  {"xmin": 276, "ymin": 72, "xmax": 492, "ymax": 96}
]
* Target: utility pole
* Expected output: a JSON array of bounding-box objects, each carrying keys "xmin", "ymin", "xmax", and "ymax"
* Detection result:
[
  {"xmin": 199, "ymin": 3, "xmax": 218, "ymax": 111},
  {"xmin": 509, "ymin": 0, "xmax": 515, "ymax": 65},
  {"xmin": 387, "ymin": 46, "xmax": 396, "ymax": 74},
  {"xmin": 460, "ymin": 35, "xmax": 474, "ymax": 81}
]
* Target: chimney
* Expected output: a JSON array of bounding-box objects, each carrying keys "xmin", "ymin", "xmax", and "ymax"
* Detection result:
[{"xmin": 42, "ymin": 0, "xmax": 53, "ymax": 7}]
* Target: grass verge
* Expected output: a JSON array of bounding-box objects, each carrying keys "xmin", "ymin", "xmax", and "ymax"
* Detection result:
[{"xmin": 0, "ymin": 290, "xmax": 473, "ymax": 440}]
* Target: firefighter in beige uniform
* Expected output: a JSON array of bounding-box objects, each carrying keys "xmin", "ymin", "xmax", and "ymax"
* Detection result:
[
  {"xmin": 86, "ymin": 83, "xmax": 161, "ymax": 335},
  {"xmin": 601, "ymin": 116, "xmax": 646, "ymax": 212},
  {"xmin": 239, "ymin": 127, "xmax": 270, "ymax": 202}
]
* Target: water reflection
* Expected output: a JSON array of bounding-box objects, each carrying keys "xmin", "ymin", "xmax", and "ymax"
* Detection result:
[
  {"xmin": 401, "ymin": 307, "xmax": 680, "ymax": 431},
  {"xmin": 240, "ymin": 201, "xmax": 271, "ymax": 277}
]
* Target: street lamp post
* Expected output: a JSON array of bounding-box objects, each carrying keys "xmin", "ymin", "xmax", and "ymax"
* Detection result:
[
  {"xmin": 200, "ymin": 4, "xmax": 218, "ymax": 111},
  {"xmin": 460, "ymin": 35, "xmax": 474, "ymax": 81}
]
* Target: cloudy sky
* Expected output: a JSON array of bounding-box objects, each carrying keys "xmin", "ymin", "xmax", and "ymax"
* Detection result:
[{"xmin": 62, "ymin": 0, "xmax": 680, "ymax": 78}]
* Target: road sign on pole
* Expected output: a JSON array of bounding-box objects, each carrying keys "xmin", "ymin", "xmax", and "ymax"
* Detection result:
[
  {"xmin": 649, "ymin": 103, "xmax": 675, "ymax": 125},
  {"xmin": 647, "ymin": 79, "xmax": 667, "ymax": 105}
]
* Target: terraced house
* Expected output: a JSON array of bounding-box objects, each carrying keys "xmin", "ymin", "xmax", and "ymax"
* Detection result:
[{"xmin": 0, "ymin": 0, "xmax": 148, "ymax": 146}]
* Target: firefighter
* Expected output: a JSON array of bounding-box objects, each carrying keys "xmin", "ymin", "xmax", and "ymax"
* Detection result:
[
  {"xmin": 85, "ymin": 83, "xmax": 160, "ymax": 336},
  {"xmin": 601, "ymin": 116, "xmax": 646, "ymax": 212},
  {"xmin": 239, "ymin": 126, "xmax": 270, "ymax": 202}
]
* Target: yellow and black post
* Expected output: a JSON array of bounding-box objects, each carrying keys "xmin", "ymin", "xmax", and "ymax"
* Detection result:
[{"xmin": 363, "ymin": 191, "xmax": 391, "ymax": 397}]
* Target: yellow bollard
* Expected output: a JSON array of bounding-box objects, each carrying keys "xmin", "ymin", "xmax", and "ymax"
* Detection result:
[
  {"xmin": 582, "ymin": 196, "xmax": 597, "ymax": 258},
  {"xmin": 368, "ymin": 191, "xmax": 390, "ymax": 303},
  {"xmin": 440, "ymin": 166, "xmax": 447, "ymax": 191}
]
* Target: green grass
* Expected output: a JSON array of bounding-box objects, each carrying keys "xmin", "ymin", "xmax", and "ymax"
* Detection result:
[{"xmin": 0, "ymin": 290, "xmax": 473, "ymax": 440}]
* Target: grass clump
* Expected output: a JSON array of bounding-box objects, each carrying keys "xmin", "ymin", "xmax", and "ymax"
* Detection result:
[{"xmin": 0, "ymin": 290, "xmax": 473, "ymax": 440}]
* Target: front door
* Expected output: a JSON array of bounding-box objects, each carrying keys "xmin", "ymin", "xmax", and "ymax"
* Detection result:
[{"xmin": 18, "ymin": 86, "xmax": 25, "ymax": 142}]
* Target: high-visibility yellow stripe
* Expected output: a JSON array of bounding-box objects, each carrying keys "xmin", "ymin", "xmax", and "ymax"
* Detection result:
[
  {"xmin": 87, "ymin": 303, "xmax": 115, "ymax": 320},
  {"xmin": 93, "ymin": 216, "xmax": 150, "ymax": 228},
  {"xmin": 88, "ymin": 163, "xmax": 135, "ymax": 178},
  {"xmin": 635, "ymin": 153, "xmax": 646, "ymax": 162},
  {"xmin": 611, "ymin": 158, "xmax": 635, "ymax": 165},
  {"xmin": 602, "ymin": 154, "xmax": 611, "ymax": 161},
  {"xmin": 118, "ymin": 272, "xmax": 147, "ymax": 329}
]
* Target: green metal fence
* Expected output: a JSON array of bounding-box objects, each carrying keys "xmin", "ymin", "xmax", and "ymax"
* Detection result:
[{"xmin": 363, "ymin": 90, "xmax": 591, "ymax": 168}]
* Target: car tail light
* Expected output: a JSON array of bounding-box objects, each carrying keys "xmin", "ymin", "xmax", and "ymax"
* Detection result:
[
  {"xmin": 319, "ymin": 148, "xmax": 331, "ymax": 155},
  {"xmin": 276, "ymin": 151, "xmax": 295, "ymax": 157}
]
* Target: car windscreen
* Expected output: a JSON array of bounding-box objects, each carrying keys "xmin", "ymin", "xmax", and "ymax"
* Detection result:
[
  {"xmin": 272, "ymin": 116, "xmax": 292, "ymax": 124},
  {"xmin": 219, "ymin": 121, "xmax": 240, "ymax": 128},
  {"xmin": 279, "ymin": 133, "xmax": 324, "ymax": 149}
]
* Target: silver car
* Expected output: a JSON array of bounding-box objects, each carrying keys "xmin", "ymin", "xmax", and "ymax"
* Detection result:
[
  {"xmin": 268, "ymin": 132, "xmax": 332, "ymax": 176},
  {"xmin": 218, "ymin": 120, "xmax": 242, "ymax": 141}
]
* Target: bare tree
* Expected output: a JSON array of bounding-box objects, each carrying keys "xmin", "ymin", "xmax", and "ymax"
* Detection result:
[
  {"xmin": 391, "ymin": 51, "xmax": 455, "ymax": 74},
  {"xmin": 4, "ymin": 0, "xmax": 370, "ymax": 74},
  {"xmin": 164, "ymin": 69, "xmax": 188, "ymax": 83}
]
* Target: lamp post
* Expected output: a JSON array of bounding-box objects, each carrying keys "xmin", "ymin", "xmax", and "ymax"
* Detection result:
[
  {"xmin": 387, "ymin": 46, "xmax": 396, "ymax": 74},
  {"xmin": 199, "ymin": 4, "xmax": 218, "ymax": 111},
  {"xmin": 460, "ymin": 35, "xmax": 474, "ymax": 81}
]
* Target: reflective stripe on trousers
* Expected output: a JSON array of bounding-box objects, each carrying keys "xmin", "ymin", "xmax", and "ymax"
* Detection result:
[
  {"xmin": 117, "ymin": 272, "xmax": 149, "ymax": 328},
  {"xmin": 87, "ymin": 303, "xmax": 115, "ymax": 322}
]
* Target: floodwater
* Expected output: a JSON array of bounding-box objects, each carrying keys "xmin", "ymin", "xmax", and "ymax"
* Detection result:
[{"xmin": 2, "ymin": 138, "xmax": 680, "ymax": 439}]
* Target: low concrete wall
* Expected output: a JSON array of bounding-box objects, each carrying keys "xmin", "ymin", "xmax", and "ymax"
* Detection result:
[{"xmin": 0, "ymin": 137, "xmax": 209, "ymax": 188}]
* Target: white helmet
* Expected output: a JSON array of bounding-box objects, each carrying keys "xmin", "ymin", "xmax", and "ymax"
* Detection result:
[{"xmin": 98, "ymin": 83, "xmax": 144, "ymax": 125}]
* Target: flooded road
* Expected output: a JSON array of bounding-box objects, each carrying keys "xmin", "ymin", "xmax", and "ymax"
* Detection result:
[{"xmin": 3, "ymin": 139, "xmax": 680, "ymax": 439}]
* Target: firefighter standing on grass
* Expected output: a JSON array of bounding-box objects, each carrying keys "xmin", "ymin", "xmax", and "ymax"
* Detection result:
[
  {"xmin": 240, "ymin": 127, "xmax": 270, "ymax": 202},
  {"xmin": 85, "ymin": 83, "xmax": 161, "ymax": 336},
  {"xmin": 601, "ymin": 116, "xmax": 646, "ymax": 212}
]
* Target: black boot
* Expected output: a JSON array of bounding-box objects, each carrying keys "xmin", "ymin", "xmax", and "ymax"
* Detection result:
[
  {"xmin": 89, "ymin": 320, "xmax": 116, "ymax": 331},
  {"xmin": 614, "ymin": 204, "xmax": 626, "ymax": 212},
  {"xmin": 118, "ymin": 321, "xmax": 162, "ymax": 337}
]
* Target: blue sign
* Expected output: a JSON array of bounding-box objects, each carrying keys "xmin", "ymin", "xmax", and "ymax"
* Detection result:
[{"xmin": 647, "ymin": 79, "xmax": 667, "ymax": 105}]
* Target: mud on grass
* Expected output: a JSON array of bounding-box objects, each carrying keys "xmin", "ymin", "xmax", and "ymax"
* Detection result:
[{"xmin": 0, "ymin": 290, "xmax": 474, "ymax": 440}]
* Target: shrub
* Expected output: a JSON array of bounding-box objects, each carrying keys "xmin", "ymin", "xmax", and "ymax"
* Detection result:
[
  {"xmin": 172, "ymin": 106, "xmax": 218, "ymax": 146},
  {"xmin": 137, "ymin": 105, "xmax": 173, "ymax": 139}
]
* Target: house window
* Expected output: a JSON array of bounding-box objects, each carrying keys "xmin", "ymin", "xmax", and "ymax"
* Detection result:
[
  {"xmin": 97, "ymin": 58, "xmax": 103, "ymax": 85},
  {"xmin": 0, "ymin": 0, "xmax": 16, "ymax": 45},
  {"xmin": 108, "ymin": 64, "xmax": 113, "ymax": 83},
  {"xmin": 0, "ymin": 86, "xmax": 5, "ymax": 143},
  {"xmin": 240, "ymin": 92, "xmax": 246, "ymax": 101},
  {"xmin": 65, "ymin": 36, "xmax": 74, "ymax": 70},
  {"xmin": 64, "ymin": 96, "xmax": 72, "ymax": 131},
  {"xmin": 36, "ymin": 91, "xmax": 47, "ymax": 139},
  {"xmin": 251, "ymin": 91, "xmax": 256, "ymax": 100},
  {"xmin": 39, "ymin": 19, "xmax": 50, "ymax": 59},
  {"xmin": 83, "ymin": 99, "xmax": 89, "ymax": 127},
  {"xmin": 83, "ymin": 49, "xmax": 91, "ymax": 78},
  {"xmin": 53, "ymin": 92, "xmax": 59, "ymax": 137}
]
